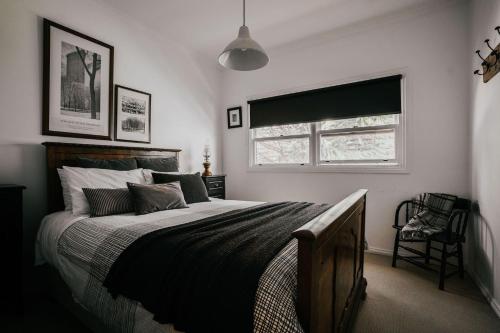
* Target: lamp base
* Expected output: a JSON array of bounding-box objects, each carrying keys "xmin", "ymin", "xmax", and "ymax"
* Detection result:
[{"xmin": 202, "ymin": 162, "xmax": 212, "ymax": 177}]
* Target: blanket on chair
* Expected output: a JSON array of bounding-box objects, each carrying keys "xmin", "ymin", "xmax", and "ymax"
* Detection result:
[{"xmin": 400, "ymin": 193, "xmax": 456, "ymax": 241}]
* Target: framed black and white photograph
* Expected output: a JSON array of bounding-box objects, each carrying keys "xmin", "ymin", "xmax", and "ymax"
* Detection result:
[
  {"xmin": 42, "ymin": 19, "xmax": 114, "ymax": 140},
  {"xmin": 114, "ymin": 85, "xmax": 151, "ymax": 143},
  {"xmin": 227, "ymin": 106, "xmax": 242, "ymax": 129}
]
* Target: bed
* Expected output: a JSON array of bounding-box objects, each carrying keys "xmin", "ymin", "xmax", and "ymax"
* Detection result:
[{"xmin": 37, "ymin": 142, "xmax": 368, "ymax": 333}]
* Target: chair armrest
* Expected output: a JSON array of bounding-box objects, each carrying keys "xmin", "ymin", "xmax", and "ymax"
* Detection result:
[{"xmin": 394, "ymin": 200, "xmax": 413, "ymax": 228}]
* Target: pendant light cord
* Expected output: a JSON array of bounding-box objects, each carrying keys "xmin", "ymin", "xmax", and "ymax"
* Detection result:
[{"xmin": 243, "ymin": 0, "xmax": 246, "ymax": 26}]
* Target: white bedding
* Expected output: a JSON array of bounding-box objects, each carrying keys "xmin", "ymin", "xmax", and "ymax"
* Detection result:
[
  {"xmin": 36, "ymin": 198, "xmax": 259, "ymax": 268},
  {"xmin": 36, "ymin": 199, "xmax": 268, "ymax": 333}
]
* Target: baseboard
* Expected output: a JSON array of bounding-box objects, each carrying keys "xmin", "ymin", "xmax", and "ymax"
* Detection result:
[
  {"xmin": 468, "ymin": 270, "xmax": 500, "ymax": 318},
  {"xmin": 365, "ymin": 247, "xmax": 393, "ymax": 256},
  {"xmin": 365, "ymin": 246, "xmax": 414, "ymax": 257}
]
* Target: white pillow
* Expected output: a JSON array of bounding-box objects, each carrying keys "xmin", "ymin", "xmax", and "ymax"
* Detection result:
[
  {"xmin": 57, "ymin": 168, "xmax": 72, "ymax": 211},
  {"xmin": 142, "ymin": 169, "xmax": 181, "ymax": 185},
  {"xmin": 63, "ymin": 166, "xmax": 146, "ymax": 216}
]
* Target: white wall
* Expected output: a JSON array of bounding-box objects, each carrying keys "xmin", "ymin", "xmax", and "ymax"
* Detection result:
[
  {"xmin": 469, "ymin": 0, "xmax": 500, "ymax": 316},
  {"xmin": 221, "ymin": 1, "xmax": 470, "ymax": 254},
  {"xmin": 0, "ymin": 0, "xmax": 223, "ymax": 264}
]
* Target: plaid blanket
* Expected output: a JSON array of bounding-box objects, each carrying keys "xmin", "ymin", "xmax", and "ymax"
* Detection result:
[
  {"xmin": 57, "ymin": 203, "xmax": 306, "ymax": 333},
  {"xmin": 400, "ymin": 193, "xmax": 457, "ymax": 241}
]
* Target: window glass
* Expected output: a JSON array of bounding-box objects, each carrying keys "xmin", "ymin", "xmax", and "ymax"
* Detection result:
[
  {"xmin": 319, "ymin": 115, "xmax": 398, "ymax": 131},
  {"xmin": 254, "ymin": 123, "xmax": 310, "ymax": 138},
  {"xmin": 320, "ymin": 130, "xmax": 396, "ymax": 162},
  {"xmin": 255, "ymin": 138, "xmax": 310, "ymax": 164}
]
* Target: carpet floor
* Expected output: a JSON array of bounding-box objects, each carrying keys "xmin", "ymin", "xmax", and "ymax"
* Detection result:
[
  {"xmin": 7, "ymin": 253, "xmax": 499, "ymax": 332},
  {"xmin": 353, "ymin": 253, "xmax": 499, "ymax": 333}
]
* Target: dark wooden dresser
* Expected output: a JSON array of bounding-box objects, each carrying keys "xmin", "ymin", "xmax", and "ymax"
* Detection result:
[
  {"xmin": 0, "ymin": 184, "xmax": 25, "ymax": 315},
  {"xmin": 201, "ymin": 175, "xmax": 226, "ymax": 199}
]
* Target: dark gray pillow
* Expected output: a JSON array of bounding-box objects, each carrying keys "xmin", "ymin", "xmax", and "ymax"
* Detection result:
[
  {"xmin": 76, "ymin": 157, "xmax": 138, "ymax": 171},
  {"xmin": 127, "ymin": 182, "xmax": 188, "ymax": 215},
  {"xmin": 152, "ymin": 172, "xmax": 209, "ymax": 204},
  {"xmin": 136, "ymin": 157, "xmax": 178, "ymax": 172},
  {"xmin": 82, "ymin": 188, "xmax": 134, "ymax": 217}
]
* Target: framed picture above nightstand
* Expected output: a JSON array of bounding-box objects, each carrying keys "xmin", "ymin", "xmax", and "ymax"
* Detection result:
[
  {"xmin": 227, "ymin": 106, "xmax": 242, "ymax": 129},
  {"xmin": 201, "ymin": 175, "xmax": 226, "ymax": 199}
]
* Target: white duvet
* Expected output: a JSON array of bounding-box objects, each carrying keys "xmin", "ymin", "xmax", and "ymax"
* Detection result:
[{"xmin": 36, "ymin": 199, "xmax": 267, "ymax": 332}]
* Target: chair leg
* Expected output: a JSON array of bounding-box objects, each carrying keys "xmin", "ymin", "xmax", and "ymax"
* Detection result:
[
  {"xmin": 425, "ymin": 240, "xmax": 431, "ymax": 264},
  {"xmin": 439, "ymin": 243, "xmax": 447, "ymax": 290},
  {"xmin": 392, "ymin": 230, "xmax": 400, "ymax": 267},
  {"xmin": 457, "ymin": 242, "xmax": 464, "ymax": 279}
]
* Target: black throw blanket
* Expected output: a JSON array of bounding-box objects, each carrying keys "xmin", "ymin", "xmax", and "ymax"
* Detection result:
[{"xmin": 104, "ymin": 201, "xmax": 332, "ymax": 333}]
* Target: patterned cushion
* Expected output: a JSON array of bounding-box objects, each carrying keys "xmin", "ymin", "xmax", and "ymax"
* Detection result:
[
  {"xmin": 82, "ymin": 188, "xmax": 134, "ymax": 217},
  {"xmin": 400, "ymin": 193, "xmax": 457, "ymax": 241},
  {"xmin": 127, "ymin": 182, "xmax": 188, "ymax": 215}
]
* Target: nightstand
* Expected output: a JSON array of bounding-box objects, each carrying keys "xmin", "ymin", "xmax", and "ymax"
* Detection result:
[
  {"xmin": 0, "ymin": 184, "xmax": 25, "ymax": 315},
  {"xmin": 201, "ymin": 175, "xmax": 226, "ymax": 199}
]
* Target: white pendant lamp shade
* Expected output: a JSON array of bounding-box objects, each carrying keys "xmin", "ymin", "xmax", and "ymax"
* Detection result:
[
  {"xmin": 218, "ymin": 0, "xmax": 269, "ymax": 71},
  {"xmin": 219, "ymin": 25, "xmax": 269, "ymax": 71}
]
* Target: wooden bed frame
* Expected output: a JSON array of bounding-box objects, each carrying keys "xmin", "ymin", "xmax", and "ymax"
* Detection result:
[{"xmin": 42, "ymin": 141, "xmax": 367, "ymax": 333}]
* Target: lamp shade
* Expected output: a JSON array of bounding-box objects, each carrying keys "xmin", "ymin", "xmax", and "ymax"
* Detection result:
[{"xmin": 218, "ymin": 25, "xmax": 269, "ymax": 71}]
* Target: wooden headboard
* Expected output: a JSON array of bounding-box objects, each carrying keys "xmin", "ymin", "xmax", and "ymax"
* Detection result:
[{"xmin": 43, "ymin": 142, "xmax": 181, "ymax": 213}]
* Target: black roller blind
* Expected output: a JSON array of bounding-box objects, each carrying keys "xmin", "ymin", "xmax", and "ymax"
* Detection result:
[{"xmin": 248, "ymin": 74, "xmax": 402, "ymax": 128}]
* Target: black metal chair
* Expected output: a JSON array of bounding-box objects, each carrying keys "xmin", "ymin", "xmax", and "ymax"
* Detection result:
[{"xmin": 391, "ymin": 197, "xmax": 471, "ymax": 290}]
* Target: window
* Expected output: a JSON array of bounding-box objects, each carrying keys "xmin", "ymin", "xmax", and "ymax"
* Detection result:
[
  {"xmin": 250, "ymin": 114, "xmax": 405, "ymax": 171},
  {"xmin": 248, "ymin": 74, "xmax": 405, "ymax": 172},
  {"xmin": 253, "ymin": 123, "xmax": 311, "ymax": 165}
]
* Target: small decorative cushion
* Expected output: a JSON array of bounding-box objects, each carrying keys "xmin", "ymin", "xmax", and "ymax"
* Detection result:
[
  {"xmin": 127, "ymin": 182, "xmax": 188, "ymax": 215},
  {"xmin": 76, "ymin": 157, "xmax": 138, "ymax": 171},
  {"xmin": 82, "ymin": 188, "xmax": 134, "ymax": 217},
  {"xmin": 136, "ymin": 157, "xmax": 179, "ymax": 172},
  {"xmin": 142, "ymin": 169, "xmax": 181, "ymax": 185},
  {"xmin": 152, "ymin": 172, "xmax": 209, "ymax": 204}
]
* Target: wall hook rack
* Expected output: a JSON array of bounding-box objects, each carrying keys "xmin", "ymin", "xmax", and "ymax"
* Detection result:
[
  {"xmin": 476, "ymin": 49, "xmax": 490, "ymax": 65},
  {"xmin": 473, "ymin": 26, "xmax": 500, "ymax": 83},
  {"xmin": 485, "ymin": 39, "xmax": 496, "ymax": 52}
]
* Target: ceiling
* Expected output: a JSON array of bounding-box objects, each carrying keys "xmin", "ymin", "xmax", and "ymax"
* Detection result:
[{"xmin": 102, "ymin": 0, "xmax": 436, "ymax": 58}]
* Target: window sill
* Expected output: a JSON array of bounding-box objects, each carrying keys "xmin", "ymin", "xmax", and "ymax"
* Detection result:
[{"xmin": 247, "ymin": 164, "xmax": 409, "ymax": 174}]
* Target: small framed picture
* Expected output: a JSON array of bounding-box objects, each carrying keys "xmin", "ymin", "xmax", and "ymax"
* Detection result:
[
  {"xmin": 114, "ymin": 85, "xmax": 151, "ymax": 143},
  {"xmin": 42, "ymin": 19, "xmax": 114, "ymax": 140},
  {"xmin": 227, "ymin": 106, "xmax": 242, "ymax": 129}
]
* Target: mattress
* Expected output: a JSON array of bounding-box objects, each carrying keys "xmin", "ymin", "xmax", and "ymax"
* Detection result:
[{"xmin": 36, "ymin": 199, "xmax": 305, "ymax": 333}]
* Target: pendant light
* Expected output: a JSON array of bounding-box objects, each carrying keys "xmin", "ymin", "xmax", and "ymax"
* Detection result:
[{"xmin": 218, "ymin": 0, "xmax": 269, "ymax": 71}]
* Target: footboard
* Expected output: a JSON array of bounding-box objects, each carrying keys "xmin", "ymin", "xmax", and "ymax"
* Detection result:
[{"xmin": 293, "ymin": 189, "xmax": 368, "ymax": 333}]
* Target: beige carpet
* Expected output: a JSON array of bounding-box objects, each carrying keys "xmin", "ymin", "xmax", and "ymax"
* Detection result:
[
  {"xmin": 9, "ymin": 253, "xmax": 499, "ymax": 332},
  {"xmin": 353, "ymin": 253, "xmax": 499, "ymax": 333}
]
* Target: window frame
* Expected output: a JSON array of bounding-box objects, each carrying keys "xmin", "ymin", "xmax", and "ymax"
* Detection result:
[
  {"xmin": 250, "ymin": 124, "xmax": 314, "ymax": 167},
  {"xmin": 247, "ymin": 71, "xmax": 408, "ymax": 174},
  {"xmin": 316, "ymin": 123, "xmax": 400, "ymax": 165}
]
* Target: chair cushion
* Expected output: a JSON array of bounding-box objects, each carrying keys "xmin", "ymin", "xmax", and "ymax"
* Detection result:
[
  {"xmin": 428, "ymin": 231, "xmax": 465, "ymax": 244},
  {"xmin": 400, "ymin": 193, "xmax": 457, "ymax": 241}
]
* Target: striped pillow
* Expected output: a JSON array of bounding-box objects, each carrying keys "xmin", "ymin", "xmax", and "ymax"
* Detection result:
[{"xmin": 82, "ymin": 188, "xmax": 134, "ymax": 217}]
